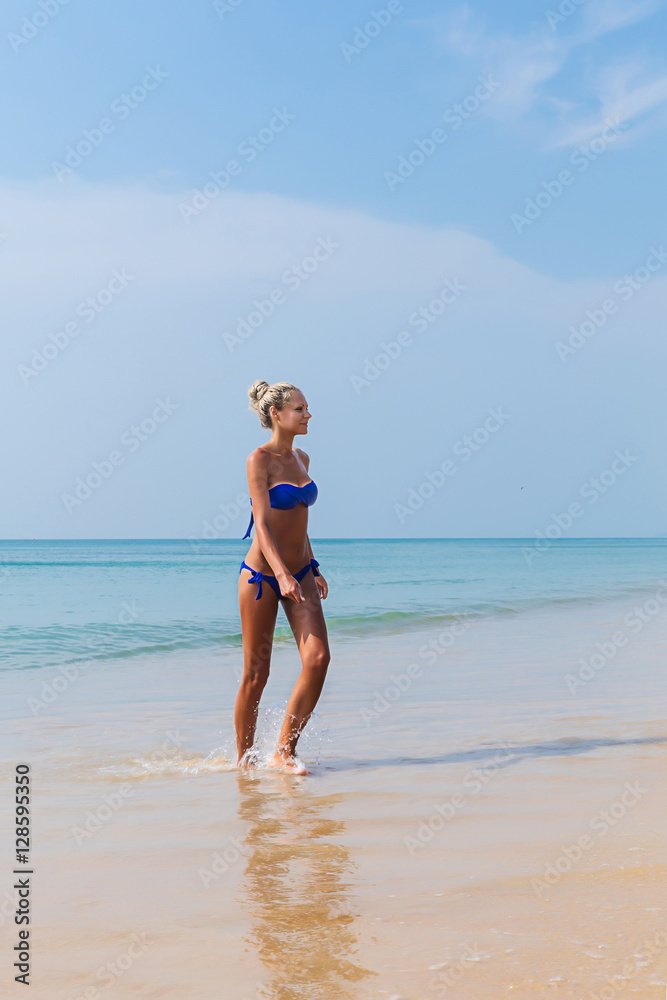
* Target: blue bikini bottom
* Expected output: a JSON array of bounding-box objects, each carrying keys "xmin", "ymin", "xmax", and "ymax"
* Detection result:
[{"xmin": 239, "ymin": 558, "xmax": 320, "ymax": 601}]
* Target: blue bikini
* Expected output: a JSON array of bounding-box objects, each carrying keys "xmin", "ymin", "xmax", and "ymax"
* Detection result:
[{"xmin": 239, "ymin": 480, "xmax": 320, "ymax": 601}]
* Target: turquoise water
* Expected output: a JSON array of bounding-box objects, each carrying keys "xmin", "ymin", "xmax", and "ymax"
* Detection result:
[
  {"xmin": 1, "ymin": 538, "xmax": 666, "ymax": 674},
  {"xmin": 3, "ymin": 539, "xmax": 666, "ymax": 1000}
]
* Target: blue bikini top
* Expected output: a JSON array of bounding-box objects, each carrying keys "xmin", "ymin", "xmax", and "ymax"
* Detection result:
[{"xmin": 242, "ymin": 480, "xmax": 318, "ymax": 538}]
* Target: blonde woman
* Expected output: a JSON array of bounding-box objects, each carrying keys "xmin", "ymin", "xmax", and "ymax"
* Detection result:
[{"xmin": 235, "ymin": 381, "xmax": 330, "ymax": 774}]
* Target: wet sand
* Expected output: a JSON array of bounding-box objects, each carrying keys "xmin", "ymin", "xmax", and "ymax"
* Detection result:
[{"xmin": 2, "ymin": 594, "xmax": 667, "ymax": 998}]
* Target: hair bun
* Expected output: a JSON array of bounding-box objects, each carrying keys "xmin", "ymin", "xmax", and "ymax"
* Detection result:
[
  {"xmin": 247, "ymin": 381, "xmax": 299, "ymax": 429},
  {"xmin": 248, "ymin": 381, "xmax": 270, "ymax": 408}
]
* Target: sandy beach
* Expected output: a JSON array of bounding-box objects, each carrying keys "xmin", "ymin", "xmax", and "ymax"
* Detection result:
[
  {"xmin": 3, "ymin": 575, "xmax": 667, "ymax": 999},
  {"xmin": 5, "ymin": 0, "xmax": 667, "ymax": 991}
]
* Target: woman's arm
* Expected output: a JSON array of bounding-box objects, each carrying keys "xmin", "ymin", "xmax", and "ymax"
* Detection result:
[
  {"xmin": 298, "ymin": 451, "xmax": 316, "ymax": 562},
  {"xmin": 298, "ymin": 449, "xmax": 327, "ymax": 597},
  {"xmin": 246, "ymin": 452, "xmax": 290, "ymax": 580},
  {"xmin": 307, "ymin": 530, "xmax": 327, "ymax": 598}
]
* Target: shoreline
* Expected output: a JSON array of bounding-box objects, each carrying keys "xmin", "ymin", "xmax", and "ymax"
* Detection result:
[{"xmin": 1, "ymin": 593, "xmax": 667, "ymax": 997}]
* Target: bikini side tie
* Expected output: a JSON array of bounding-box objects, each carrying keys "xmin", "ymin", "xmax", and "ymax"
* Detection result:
[
  {"xmin": 246, "ymin": 567, "xmax": 265, "ymax": 601},
  {"xmin": 244, "ymin": 558, "xmax": 320, "ymax": 601}
]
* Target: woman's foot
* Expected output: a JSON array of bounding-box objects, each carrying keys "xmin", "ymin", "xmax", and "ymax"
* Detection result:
[
  {"xmin": 268, "ymin": 750, "xmax": 310, "ymax": 774},
  {"xmin": 237, "ymin": 747, "xmax": 260, "ymax": 769}
]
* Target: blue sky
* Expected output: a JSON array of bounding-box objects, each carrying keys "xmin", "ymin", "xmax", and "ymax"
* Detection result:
[{"xmin": 3, "ymin": 0, "xmax": 667, "ymax": 538}]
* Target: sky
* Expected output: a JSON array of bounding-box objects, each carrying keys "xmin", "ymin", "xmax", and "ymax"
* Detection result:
[{"xmin": 2, "ymin": 0, "xmax": 667, "ymax": 539}]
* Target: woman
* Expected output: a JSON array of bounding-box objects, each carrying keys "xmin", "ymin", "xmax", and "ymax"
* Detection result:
[{"xmin": 235, "ymin": 380, "xmax": 330, "ymax": 774}]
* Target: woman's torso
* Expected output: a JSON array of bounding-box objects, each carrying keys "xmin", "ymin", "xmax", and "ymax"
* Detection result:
[{"xmin": 245, "ymin": 448, "xmax": 315, "ymax": 574}]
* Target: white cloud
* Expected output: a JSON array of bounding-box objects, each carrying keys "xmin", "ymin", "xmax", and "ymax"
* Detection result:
[
  {"xmin": 418, "ymin": 0, "xmax": 666, "ymax": 143},
  {"xmin": 3, "ymin": 178, "xmax": 666, "ymax": 537},
  {"xmin": 578, "ymin": 0, "xmax": 663, "ymax": 39},
  {"xmin": 552, "ymin": 61, "xmax": 667, "ymax": 146}
]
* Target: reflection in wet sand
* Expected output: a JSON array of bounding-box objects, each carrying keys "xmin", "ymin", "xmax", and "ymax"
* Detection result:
[{"xmin": 236, "ymin": 773, "xmax": 376, "ymax": 1000}]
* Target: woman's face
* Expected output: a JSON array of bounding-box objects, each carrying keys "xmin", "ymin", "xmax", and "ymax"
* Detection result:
[{"xmin": 272, "ymin": 391, "xmax": 311, "ymax": 433}]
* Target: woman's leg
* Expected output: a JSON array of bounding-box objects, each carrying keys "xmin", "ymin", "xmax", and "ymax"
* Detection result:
[
  {"xmin": 235, "ymin": 565, "xmax": 280, "ymax": 765},
  {"xmin": 270, "ymin": 567, "xmax": 330, "ymax": 773}
]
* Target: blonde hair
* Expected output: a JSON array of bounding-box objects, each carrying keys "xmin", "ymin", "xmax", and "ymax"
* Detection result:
[{"xmin": 248, "ymin": 381, "xmax": 299, "ymax": 430}]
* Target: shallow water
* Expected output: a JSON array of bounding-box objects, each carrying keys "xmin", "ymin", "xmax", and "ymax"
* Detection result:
[
  {"xmin": 1, "ymin": 541, "xmax": 667, "ymax": 996},
  {"xmin": 3, "ymin": 537, "xmax": 667, "ymax": 670}
]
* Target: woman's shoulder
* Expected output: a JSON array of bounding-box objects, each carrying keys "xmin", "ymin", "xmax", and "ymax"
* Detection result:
[
  {"xmin": 295, "ymin": 447, "xmax": 310, "ymax": 469},
  {"xmin": 246, "ymin": 447, "xmax": 270, "ymax": 473}
]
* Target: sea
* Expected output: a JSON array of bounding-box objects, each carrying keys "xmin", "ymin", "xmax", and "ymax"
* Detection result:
[
  {"xmin": 1, "ymin": 538, "xmax": 666, "ymax": 999},
  {"xmin": 2, "ymin": 537, "xmax": 666, "ymax": 674}
]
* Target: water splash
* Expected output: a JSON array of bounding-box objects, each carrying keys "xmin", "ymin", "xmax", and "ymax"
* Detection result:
[
  {"xmin": 109, "ymin": 744, "xmax": 237, "ymax": 778},
  {"xmin": 97, "ymin": 701, "xmax": 332, "ymax": 779},
  {"xmin": 208, "ymin": 700, "xmax": 332, "ymax": 771}
]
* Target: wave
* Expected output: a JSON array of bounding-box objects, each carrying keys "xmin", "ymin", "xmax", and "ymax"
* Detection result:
[{"xmin": 1, "ymin": 576, "xmax": 664, "ymax": 673}]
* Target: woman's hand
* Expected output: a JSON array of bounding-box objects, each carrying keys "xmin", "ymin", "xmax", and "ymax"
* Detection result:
[
  {"xmin": 276, "ymin": 573, "xmax": 305, "ymax": 603},
  {"xmin": 315, "ymin": 573, "xmax": 328, "ymax": 600}
]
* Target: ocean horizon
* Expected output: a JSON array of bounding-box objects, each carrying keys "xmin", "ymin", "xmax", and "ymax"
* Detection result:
[
  {"xmin": 3, "ymin": 537, "xmax": 667, "ymax": 997},
  {"xmin": 2, "ymin": 537, "xmax": 667, "ymax": 676}
]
